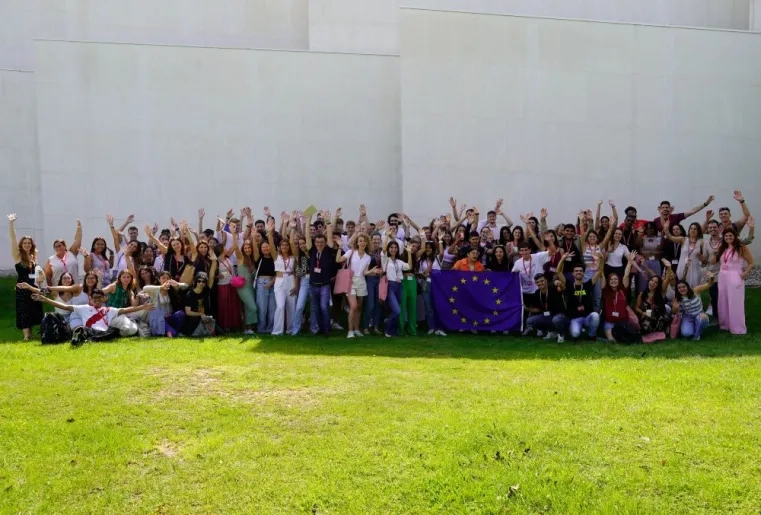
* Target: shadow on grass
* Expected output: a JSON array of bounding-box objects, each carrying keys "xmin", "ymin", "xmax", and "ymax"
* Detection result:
[{"xmin": 247, "ymin": 326, "xmax": 761, "ymax": 361}]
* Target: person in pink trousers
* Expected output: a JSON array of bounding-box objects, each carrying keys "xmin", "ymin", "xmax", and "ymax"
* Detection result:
[{"xmin": 713, "ymin": 227, "xmax": 754, "ymax": 335}]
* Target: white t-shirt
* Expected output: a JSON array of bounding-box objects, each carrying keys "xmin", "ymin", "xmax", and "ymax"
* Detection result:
[
  {"xmin": 606, "ymin": 243, "xmax": 630, "ymax": 267},
  {"xmin": 511, "ymin": 251, "xmax": 550, "ymax": 294},
  {"xmin": 49, "ymin": 251, "xmax": 80, "ymax": 286},
  {"xmin": 381, "ymin": 254, "xmax": 410, "ymax": 282},
  {"xmin": 72, "ymin": 305, "xmax": 118, "ymax": 331},
  {"xmin": 345, "ymin": 251, "xmax": 371, "ymax": 277},
  {"xmin": 218, "ymin": 230, "xmax": 240, "ymax": 266}
]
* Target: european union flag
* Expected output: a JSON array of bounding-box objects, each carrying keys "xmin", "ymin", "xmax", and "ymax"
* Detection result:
[{"xmin": 431, "ymin": 271, "xmax": 523, "ymax": 332}]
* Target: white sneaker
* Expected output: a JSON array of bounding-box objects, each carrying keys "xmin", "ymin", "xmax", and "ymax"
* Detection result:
[
  {"xmin": 385, "ymin": 333, "xmax": 392, "ymax": 338},
  {"xmin": 353, "ymin": 330, "xmax": 364, "ymax": 337},
  {"xmin": 521, "ymin": 325, "xmax": 534, "ymax": 336},
  {"xmin": 427, "ymin": 329, "xmax": 435, "ymax": 335},
  {"xmin": 332, "ymin": 321, "xmax": 344, "ymax": 330},
  {"xmin": 536, "ymin": 330, "xmax": 545, "ymax": 337},
  {"xmin": 557, "ymin": 334, "xmax": 565, "ymax": 343},
  {"xmin": 543, "ymin": 332, "xmax": 557, "ymax": 341},
  {"xmin": 435, "ymin": 330, "xmax": 447, "ymax": 336},
  {"xmin": 347, "ymin": 331, "xmax": 355, "ymax": 339},
  {"xmin": 706, "ymin": 306, "xmax": 713, "ymax": 316},
  {"xmin": 243, "ymin": 329, "xmax": 254, "ymax": 335}
]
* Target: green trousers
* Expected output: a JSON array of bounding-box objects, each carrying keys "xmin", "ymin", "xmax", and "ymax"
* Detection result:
[{"xmin": 398, "ymin": 276, "xmax": 418, "ymax": 336}]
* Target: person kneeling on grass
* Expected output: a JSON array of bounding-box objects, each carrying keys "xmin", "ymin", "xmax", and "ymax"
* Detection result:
[
  {"xmin": 522, "ymin": 269, "xmax": 567, "ymax": 341},
  {"xmin": 554, "ymin": 252, "xmax": 604, "ymax": 342},
  {"xmin": 31, "ymin": 289, "xmax": 153, "ymax": 346}
]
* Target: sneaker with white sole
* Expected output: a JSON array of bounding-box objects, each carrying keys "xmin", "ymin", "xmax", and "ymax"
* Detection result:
[
  {"xmin": 427, "ymin": 329, "xmax": 435, "ymax": 335},
  {"xmin": 332, "ymin": 321, "xmax": 344, "ymax": 331},
  {"xmin": 435, "ymin": 330, "xmax": 447, "ymax": 336},
  {"xmin": 354, "ymin": 330, "xmax": 364, "ymax": 337},
  {"xmin": 556, "ymin": 334, "xmax": 565, "ymax": 343},
  {"xmin": 521, "ymin": 325, "xmax": 534, "ymax": 336},
  {"xmin": 543, "ymin": 331, "xmax": 557, "ymax": 341},
  {"xmin": 536, "ymin": 330, "xmax": 545, "ymax": 337},
  {"xmin": 385, "ymin": 333, "xmax": 392, "ymax": 338},
  {"xmin": 347, "ymin": 331, "xmax": 355, "ymax": 339}
]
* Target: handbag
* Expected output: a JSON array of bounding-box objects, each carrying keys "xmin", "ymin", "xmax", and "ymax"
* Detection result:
[
  {"xmin": 179, "ymin": 261, "xmax": 196, "ymax": 285},
  {"xmin": 379, "ymin": 260, "xmax": 392, "ymax": 301},
  {"xmin": 224, "ymin": 258, "xmax": 245, "ymax": 288},
  {"xmin": 333, "ymin": 251, "xmax": 352, "ymax": 295}
]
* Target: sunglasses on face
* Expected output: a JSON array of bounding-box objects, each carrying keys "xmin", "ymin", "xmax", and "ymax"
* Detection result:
[{"xmin": 197, "ymin": 279, "xmax": 208, "ymax": 284}]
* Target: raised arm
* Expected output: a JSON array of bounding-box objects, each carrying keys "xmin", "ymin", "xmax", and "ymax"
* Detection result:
[
  {"xmin": 522, "ymin": 213, "xmax": 545, "ymax": 251},
  {"xmin": 661, "ymin": 220, "xmax": 684, "ymax": 244},
  {"xmin": 208, "ymin": 247, "xmax": 218, "ymax": 286},
  {"xmin": 68, "ymin": 219, "xmax": 82, "ymax": 255},
  {"xmin": 145, "ymin": 225, "xmax": 168, "ymax": 254},
  {"xmin": 198, "ymin": 208, "xmax": 205, "ymax": 235},
  {"xmin": 117, "ymin": 303, "xmax": 153, "ymax": 316},
  {"xmin": 7, "ymin": 213, "xmax": 20, "ymax": 262},
  {"xmin": 661, "ymin": 259, "xmax": 674, "ymax": 295},
  {"xmin": 266, "ymin": 220, "xmax": 277, "ymax": 259},
  {"xmin": 622, "ymin": 250, "xmax": 637, "ymax": 289},
  {"xmin": 692, "ymin": 273, "xmax": 716, "ymax": 295},
  {"xmin": 304, "ymin": 214, "xmax": 314, "ymax": 251},
  {"xmin": 733, "ymin": 190, "xmax": 751, "ymax": 230},
  {"xmin": 684, "ymin": 195, "xmax": 715, "ymax": 218},
  {"xmin": 403, "ymin": 214, "xmax": 421, "ymax": 235},
  {"xmin": 594, "ymin": 201, "xmax": 602, "ymax": 232}
]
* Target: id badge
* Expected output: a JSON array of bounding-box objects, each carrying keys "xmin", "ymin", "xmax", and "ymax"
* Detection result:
[
  {"xmin": 543, "ymin": 311, "xmax": 550, "ymax": 316},
  {"xmin": 672, "ymin": 260, "xmax": 678, "ymax": 265},
  {"xmin": 648, "ymin": 256, "xmax": 655, "ymax": 261},
  {"xmin": 612, "ymin": 311, "xmax": 619, "ymax": 317},
  {"xmin": 426, "ymin": 277, "xmax": 431, "ymax": 283},
  {"xmin": 577, "ymin": 306, "xmax": 584, "ymax": 312},
  {"xmin": 314, "ymin": 267, "xmax": 321, "ymax": 273},
  {"xmin": 565, "ymin": 257, "xmax": 571, "ymax": 262},
  {"xmin": 549, "ymin": 267, "xmax": 556, "ymax": 272},
  {"xmin": 28, "ymin": 273, "xmax": 36, "ymax": 280}
]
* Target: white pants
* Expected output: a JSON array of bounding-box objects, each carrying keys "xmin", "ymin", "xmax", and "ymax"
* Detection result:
[{"xmin": 272, "ymin": 275, "xmax": 296, "ymax": 335}]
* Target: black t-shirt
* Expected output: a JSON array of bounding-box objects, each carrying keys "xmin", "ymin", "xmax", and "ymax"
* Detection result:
[
  {"xmin": 309, "ymin": 246, "xmax": 337, "ymax": 285},
  {"xmin": 529, "ymin": 287, "xmax": 566, "ymax": 315},
  {"xmin": 181, "ymin": 288, "xmax": 210, "ymax": 335},
  {"xmin": 564, "ymin": 280, "xmax": 594, "ymax": 317},
  {"xmin": 256, "ymin": 256, "xmax": 276, "ymax": 277},
  {"xmin": 559, "ymin": 238, "xmax": 583, "ymax": 268}
]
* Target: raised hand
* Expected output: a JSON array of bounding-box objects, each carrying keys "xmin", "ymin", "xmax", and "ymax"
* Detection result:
[
  {"xmin": 597, "ymin": 200, "xmax": 603, "ymax": 207},
  {"xmin": 152, "ymin": 223, "xmax": 159, "ymax": 234},
  {"xmin": 7, "ymin": 213, "xmax": 16, "ymax": 222},
  {"xmin": 280, "ymin": 211, "xmax": 289, "ymax": 223},
  {"xmin": 106, "ymin": 213, "xmax": 114, "ymax": 226},
  {"xmin": 705, "ymin": 195, "xmax": 715, "ymax": 205},
  {"xmin": 266, "ymin": 218, "xmax": 275, "ymax": 233},
  {"xmin": 705, "ymin": 209, "xmax": 714, "ymax": 220},
  {"xmin": 335, "ymin": 208, "xmax": 343, "ymax": 219},
  {"xmin": 226, "ymin": 208, "xmax": 234, "ymax": 219},
  {"xmin": 540, "ymin": 208, "xmax": 548, "ymax": 220},
  {"xmin": 198, "ymin": 208, "xmax": 205, "ymax": 219},
  {"xmin": 661, "ymin": 258, "xmax": 672, "ymax": 268},
  {"xmin": 608, "ymin": 200, "xmax": 615, "ymax": 208},
  {"xmin": 733, "ymin": 190, "xmax": 744, "ymax": 203},
  {"xmin": 495, "ymin": 198, "xmax": 504, "ymax": 209},
  {"xmin": 144, "ymin": 224, "xmax": 153, "ymax": 236},
  {"xmin": 359, "ymin": 204, "xmax": 367, "ymax": 217},
  {"xmin": 125, "ymin": 214, "xmax": 135, "ymax": 224},
  {"xmin": 170, "ymin": 217, "xmax": 178, "ymax": 229},
  {"xmin": 629, "ymin": 250, "xmax": 639, "ymax": 262},
  {"xmin": 449, "ymin": 197, "xmax": 457, "ymax": 208},
  {"xmin": 376, "ymin": 220, "xmax": 386, "ymax": 230},
  {"xmin": 264, "ymin": 206, "xmax": 271, "ymax": 218}
]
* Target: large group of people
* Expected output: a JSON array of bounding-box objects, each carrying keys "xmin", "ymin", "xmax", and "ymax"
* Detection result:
[{"xmin": 8, "ymin": 189, "xmax": 755, "ymax": 345}]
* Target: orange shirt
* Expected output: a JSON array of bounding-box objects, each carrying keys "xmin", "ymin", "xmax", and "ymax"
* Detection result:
[{"xmin": 453, "ymin": 258, "xmax": 485, "ymax": 272}]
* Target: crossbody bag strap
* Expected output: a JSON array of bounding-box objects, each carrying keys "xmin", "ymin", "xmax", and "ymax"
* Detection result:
[{"xmin": 253, "ymin": 259, "xmax": 263, "ymax": 283}]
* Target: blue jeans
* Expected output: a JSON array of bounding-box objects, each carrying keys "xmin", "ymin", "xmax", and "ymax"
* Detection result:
[
  {"xmin": 255, "ymin": 277, "xmax": 276, "ymax": 333},
  {"xmin": 384, "ymin": 281, "xmax": 402, "ymax": 336},
  {"xmin": 526, "ymin": 313, "xmax": 566, "ymax": 332},
  {"xmin": 555, "ymin": 313, "xmax": 599, "ymax": 338},
  {"xmin": 309, "ymin": 283, "xmax": 332, "ymax": 334},
  {"xmin": 364, "ymin": 275, "xmax": 382, "ymax": 330},
  {"xmin": 290, "ymin": 276, "xmax": 310, "ymax": 335},
  {"xmin": 681, "ymin": 313, "xmax": 709, "ymax": 340},
  {"xmin": 421, "ymin": 281, "xmax": 438, "ymax": 331}
]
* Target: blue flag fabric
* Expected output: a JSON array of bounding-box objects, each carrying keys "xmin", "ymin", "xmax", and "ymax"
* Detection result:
[{"xmin": 431, "ymin": 271, "xmax": 523, "ymax": 332}]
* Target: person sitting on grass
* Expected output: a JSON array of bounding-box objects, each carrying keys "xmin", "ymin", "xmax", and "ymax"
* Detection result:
[
  {"xmin": 31, "ymin": 288, "xmax": 152, "ymax": 346},
  {"xmin": 672, "ymin": 275, "xmax": 714, "ymax": 341}
]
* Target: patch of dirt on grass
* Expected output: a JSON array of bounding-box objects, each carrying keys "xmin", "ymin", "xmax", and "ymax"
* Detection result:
[{"xmin": 142, "ymin": 366, "xmax": 332, "ymax": 409}]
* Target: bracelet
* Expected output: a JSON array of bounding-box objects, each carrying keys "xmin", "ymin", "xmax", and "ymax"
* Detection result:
[{"xmin": 739, "ymin": 199, "xmax": 746, "ymax": 204}]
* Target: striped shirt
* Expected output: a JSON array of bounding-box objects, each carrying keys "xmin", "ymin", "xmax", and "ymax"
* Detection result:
[{"xmin": 679, "ymin": 295, "xmax": 703, "ymax": 317}]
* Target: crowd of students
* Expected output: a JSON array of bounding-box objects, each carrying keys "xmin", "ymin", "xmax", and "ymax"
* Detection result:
[{"xmin": 7, "ymin": 190, "xmax": 755, "ymax": 344}]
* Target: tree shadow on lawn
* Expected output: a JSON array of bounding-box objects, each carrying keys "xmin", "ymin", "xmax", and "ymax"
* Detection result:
[{"xmin": 247, "ymin": 327, "xmax": 761, "ymax": 361}]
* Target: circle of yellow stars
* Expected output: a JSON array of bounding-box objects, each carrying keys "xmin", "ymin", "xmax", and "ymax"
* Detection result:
[{"xmin": 449, "ymin": 275, "xmax": 502, "ymax": 326}]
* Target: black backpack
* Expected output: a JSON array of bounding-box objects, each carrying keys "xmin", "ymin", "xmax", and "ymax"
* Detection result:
[{"xmin": 41, "ymin": 313, "xmax": 72, "ymax": 344}]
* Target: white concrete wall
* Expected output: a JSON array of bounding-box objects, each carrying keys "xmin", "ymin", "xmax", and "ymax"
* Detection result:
[
  {"xmin": 1, "ymin": 0, "xmax": 309, "ymax": 71},
  {"xmin": 0, "ymin": 70, "xmax": 44, "ymax": 270},
  {"xmin": 33, "ymin": 41, "xmax": 400, "ymax": 248},
  {"xmin": 310, "ymin": 0, "xmax": 751, "ymax": 54},
  {"xmin": 752, "ymin": 0, "xmax": 761, "ymax": 30},
  {"xmin": 400, "ymin": 9, "xmax": 761, "ymax": 255}
]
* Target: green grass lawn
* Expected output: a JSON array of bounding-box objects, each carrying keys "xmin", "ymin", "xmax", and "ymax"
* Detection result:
[{"xmin": 1, "ymin": 277, "xmax": 760, "ymax": 514}]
